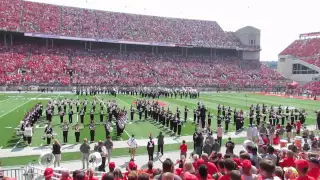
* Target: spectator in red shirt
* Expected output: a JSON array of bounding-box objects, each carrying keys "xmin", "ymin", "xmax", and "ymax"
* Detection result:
[
  {"xmin": 218, "ymin": 158, "xmax": 236, "ymax": 180},
  {"xmin": 108, "ymin": 162, "xmax": 116, "ymax": 173},
  {"xmin": 44, "ymin": 168, "xmax": 53, "ymax": 180},
  {"xmin": 180, "ymin": 140, "xmax": 188, "ymax": 158},
  {"xmin": 144, "ymin": 161, "xmax": 155, "ymax": 178},
  {"xmin": 192, "ymin": 154, "xmax": 199, "ymax": 170},
  {"xmin": 123, "ymin": 160, "xmax": 137, "ymax": 180},
  {"xmin": 295, "ymin": 159, "xmax": 316, "ymax": 180},
  {"xmin": 201, "ymin": 153, "xmax": 219, "ymax": 175},
  {"xmin": 307, "ymin": 158, "xmax": 319, "ymax": 180},
  {"xmin": 296, "ymin": 120, "xmax": 301, "ymax": 135},
  {"xmin": 280, "ymin": 150, "xmax": 296, "ymax": 168}
]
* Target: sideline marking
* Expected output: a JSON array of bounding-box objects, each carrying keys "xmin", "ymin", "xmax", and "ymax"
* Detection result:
[
  {"xmin": 13, "ymin": 138, "xmax": 22, "ymax": 149},
  {"xmin": 4, "ymin": 127, "xmax": 12, "ymax": 129}
]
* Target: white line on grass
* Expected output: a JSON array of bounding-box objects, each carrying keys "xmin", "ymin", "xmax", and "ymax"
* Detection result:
[
  {"xmin": 13, "ymin": 138, "xmax": 22, "ymax": 149},
  {"xmin": 0, "ymin": 94, "xmax": 42, "ymax": 118},
  {"xmin": 0, "ymin": 97, "xmax": 13, "ymax": 104},
  {"xmin": 0, "ymin": 146, "xmax": 3, "ymax": 149}
]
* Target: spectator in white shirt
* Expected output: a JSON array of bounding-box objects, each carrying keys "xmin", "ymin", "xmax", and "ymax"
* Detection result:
[
  {"xmin": 251, "ymin": 124, "xmax": 259, "ymax": 144},
  {"xmin": 247, "ymin": 125, "xmax": 253, "ymax": 141},
  {"xmin": 127, "ymin": 134, "xmax": 138, "ymax": 160},
  {"xmin": 216, "ymin": 125, "xmax": 223, "ymax": 146}
]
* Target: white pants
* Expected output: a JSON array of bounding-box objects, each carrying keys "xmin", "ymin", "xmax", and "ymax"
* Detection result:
[{"xmin": 54, "ymin": 154, "xmax": 61, "ymax": 167}]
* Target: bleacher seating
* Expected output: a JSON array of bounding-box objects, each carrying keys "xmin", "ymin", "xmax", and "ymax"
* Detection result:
[
  {"xmin": 302, "ymin": 81, "xmax": 320, "ymax": 95},
  {"xmin": 1, "ymin": 0, "xmax": 244, "ymax": 48}
]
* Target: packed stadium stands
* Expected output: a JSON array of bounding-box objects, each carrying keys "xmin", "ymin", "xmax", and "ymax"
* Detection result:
[
  {"xmin": 279, "ymin": 38, "xmax": 320, "ymax": 68},
  {"xmin": 0, "ymin": 0, "xmax": 243, "ymax": 48},
  {"xmin": 302, "ymin": 81, "xmax": 320, "ymax": 95}
]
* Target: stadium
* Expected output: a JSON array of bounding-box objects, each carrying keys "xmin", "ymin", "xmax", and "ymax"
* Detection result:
[{"xmin": 0, "ymin": 0, "xmax": 319, "ymax": 180}]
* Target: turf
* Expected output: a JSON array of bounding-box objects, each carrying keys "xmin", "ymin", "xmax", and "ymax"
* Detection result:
[{"xmin": 0, "ymin": 92, "xmax": 319, "ymax": 148}]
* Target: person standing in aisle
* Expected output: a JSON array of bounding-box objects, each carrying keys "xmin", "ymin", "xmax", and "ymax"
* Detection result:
[
  {"xmin": 127, "ymin": 135, "xmax": 138, "ymax": 160},
  {"xmin": 104, "ymin": 136, "xmax": 113, "ymax": 164},
  {"xmin": 80, "ymin": 138, "xmax": 90, "ymax": 169},
  {"xmin": 157, "ymin": 132, "xmax": 164, "ymax": 156},
  {"xmin": 217, "ymin": 124, "xmax": 223, "ymax": 146},
  {"xmin": 52, "ymin": 140, "xmax": 61, "ymax": 168},
  {"xmin": 147, "ymin": 137, "xmax": 155, "ymax": 161}
]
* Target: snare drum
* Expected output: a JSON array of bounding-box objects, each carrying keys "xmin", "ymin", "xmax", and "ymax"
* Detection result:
[
  {"xmin": 295, "ymin": 136, "xmax": 302, "ymax": 148},
  {"xmin": 280, "ymin": 140, "xmax": 288, "ymax": 148}
]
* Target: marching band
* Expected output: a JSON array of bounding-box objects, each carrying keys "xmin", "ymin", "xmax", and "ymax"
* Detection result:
[{"xmin": 15, "ymin": 93, "xmax": 313, "ymax": 148}]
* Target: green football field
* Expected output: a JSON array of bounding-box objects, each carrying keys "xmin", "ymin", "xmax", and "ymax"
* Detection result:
[{"xmin": 0, "ymin": 92, "xmax": 319, "ymax": 149}]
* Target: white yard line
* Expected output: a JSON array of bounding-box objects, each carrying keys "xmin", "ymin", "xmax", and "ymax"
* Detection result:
[
  {"xmin": 13, "ymin": 138, "xmax": 22, "ymax": 149},
  {"xmin": 0, "ymin": 94, "xmax": 42, "ymax": 118}
]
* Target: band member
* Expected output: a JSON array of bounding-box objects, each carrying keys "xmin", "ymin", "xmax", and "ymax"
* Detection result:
[
  {"xmin": 46, "ymin": 107, "xmax": 52, "ymax": 122},
  {"xmin": 290, "ymin": 110, "xmax": 295, "ymax": 124},
  {"xmin": 183, "ymin": 106, "xmax": 189, "ymax": 122},
  {"xmin": 68, "ymin": 109, "xmax": 73, "ymax": 124},
  {"xmin": 63, "ymin": 101, "xmax": 67, "ymax": 113},
  {"xmin": 59, "ymin": 110, "xmax": 64, "ymax": 124},
  {"xmin": 144, "ymin": 106, "xmax": 148, "ymax": 120},
  {"xmin": 207, "ymin": 112, "xmax": 212, "ymax": 127},
  {"xmin": 92, "ymin": 101, "xmax": 96, "ymax": 112},
  {"xmin": 249, "ymin": 111, "xmax": 254, "ymax": 126},
  {"xmin": 89, "ymin": 120, "xmax": 95, "ymax": 143},
  {"xmin": 130, "ymin": 105, "xmax": 134, "ymax": 121},
  {"xmin": 170, "ymin": 114, "xmax": 174, "ymax": 132},
  {"xmin": 285, "ymin": 107, "xmax": 289, "ymax": 121},
  {"xmin": 83, "ymin": 99, "xmax": 87, "ymax": 112},
  {"xmin": 176, "ymin": 107, "xmax": 181, "ymax": 119},
  {"xmin": 76, "ymin": 100, "xmax": 80, "ymax": 113},
  {"xmin": 139, "ymin": 107, "xmax": 143, "ymax": 121},
  {"xmin": 225, "ymin": 114, "xmax": 230, "ymax": 131},
  {"xmin": 222, "ymin": 105, "xmax": 226, "ymax": 117},
  {"xmin": 100, "ymin": 110, "xmax": 104, "ymax": 123},
  {"xmin": 74, "ymin": 123, "xmax": 80, "ymax": 144},
  {"xmin": 90, "ymin": 108, "xmax": 95, "ymax": 121},
  {"xmin": 173, "ymin": 115, "xmax": 178, "ymax": 135},
  {"xmin": 80, "ymin": 108, "xmax": 84, "ymax": 124},
  {"xmin": 217, "ymin": 104, "xmax": 221, "ymax": 116},
  {"xmin": 193, "ymin": 109, "xmax": 197, "ymax": 123},
  {"xmin": 62, "ymin": 120, "xmax": 69, "ymax": 144},
  {"xmin": 24, "ymin": 124, "xmax": 33, "ymax": 146},
  {"xmin": 147, "ymin": 137, "xmax": 155, "ymax": 161},
  {"xmin": 177, "ymin": 118, "xmax": 182, "ymax": 136},
  {"xmin": 105, "ymin": 122, "xmax": 111, "ymax": 138},
  {"xmin": 166, "ymin": 112, "xmax": 170, "ymax": 128},
  {"xmin": 44, "ymin": 124, "xmax": 53, "ymax": 145},
  {"xmin": 196, "ymin": 109, "xmax": 201, "ymax": 124}
]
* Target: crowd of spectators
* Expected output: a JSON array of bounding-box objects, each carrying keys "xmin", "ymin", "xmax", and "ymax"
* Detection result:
[
  {"xmin": 0, "ymin": 43, "xmax": 287, "ymax": 87},
  {"xmin": 279, "ymin": 38, "xmax": 320, "ymax": 58},
  {"xmin": 302, "ymin": 81, "xmax": 320, "ymax": 95},
  {"xmin": 0, "ymin": 0, "xmax": 244, "ymax": 48},
  {"xmin": 40, "ymin": 136, "xmax": 320, "ymax": 180}
]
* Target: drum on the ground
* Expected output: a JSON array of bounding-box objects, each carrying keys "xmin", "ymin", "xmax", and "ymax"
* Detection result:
[
  {"xmin": 295, "ymin": 136, "xmax": 302, "ymax": 148},
  {"xmin": 280, "ymin": 139, "xmax": 288, "ymax": 148}
]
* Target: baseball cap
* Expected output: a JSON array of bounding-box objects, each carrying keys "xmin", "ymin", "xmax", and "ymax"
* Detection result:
[
  {"xmin": 44, "ymin": 168, "xmax": 53, "ymax": 178},
  {"xmin": 233, "ymin": 158, "xmax": 241, "ymax": 167},
  {"xmin": 242, "ymin": 160, "xmax": 252, "ymax": 169},
  {"xmin": 197, "ymin": 159, "xmax": 205, "ymax": 167},
  {"xmin": 128, "ymin": 161, "xmax": 137, "ymax": 169},
  {"xmin": 295, "ymin": 159, "xmax": 309, "ymax": 169},
  {"xmin": 109, "ymin": 162, "xmax": 116, "ymax": 169}
]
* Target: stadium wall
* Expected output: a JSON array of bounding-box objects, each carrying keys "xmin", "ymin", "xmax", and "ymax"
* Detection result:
[
  {"xmin": 278, "ymin": 55, "xmax": 320, "ymax": 84},
  {"xmin": 242, "ymin": 51, "xmax": 260, "ymax": 60}
]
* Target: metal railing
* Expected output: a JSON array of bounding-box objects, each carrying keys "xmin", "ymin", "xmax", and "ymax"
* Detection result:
[{"xmin": 0, "ymin": 167, "xmax": 27, "ymax": 180}]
